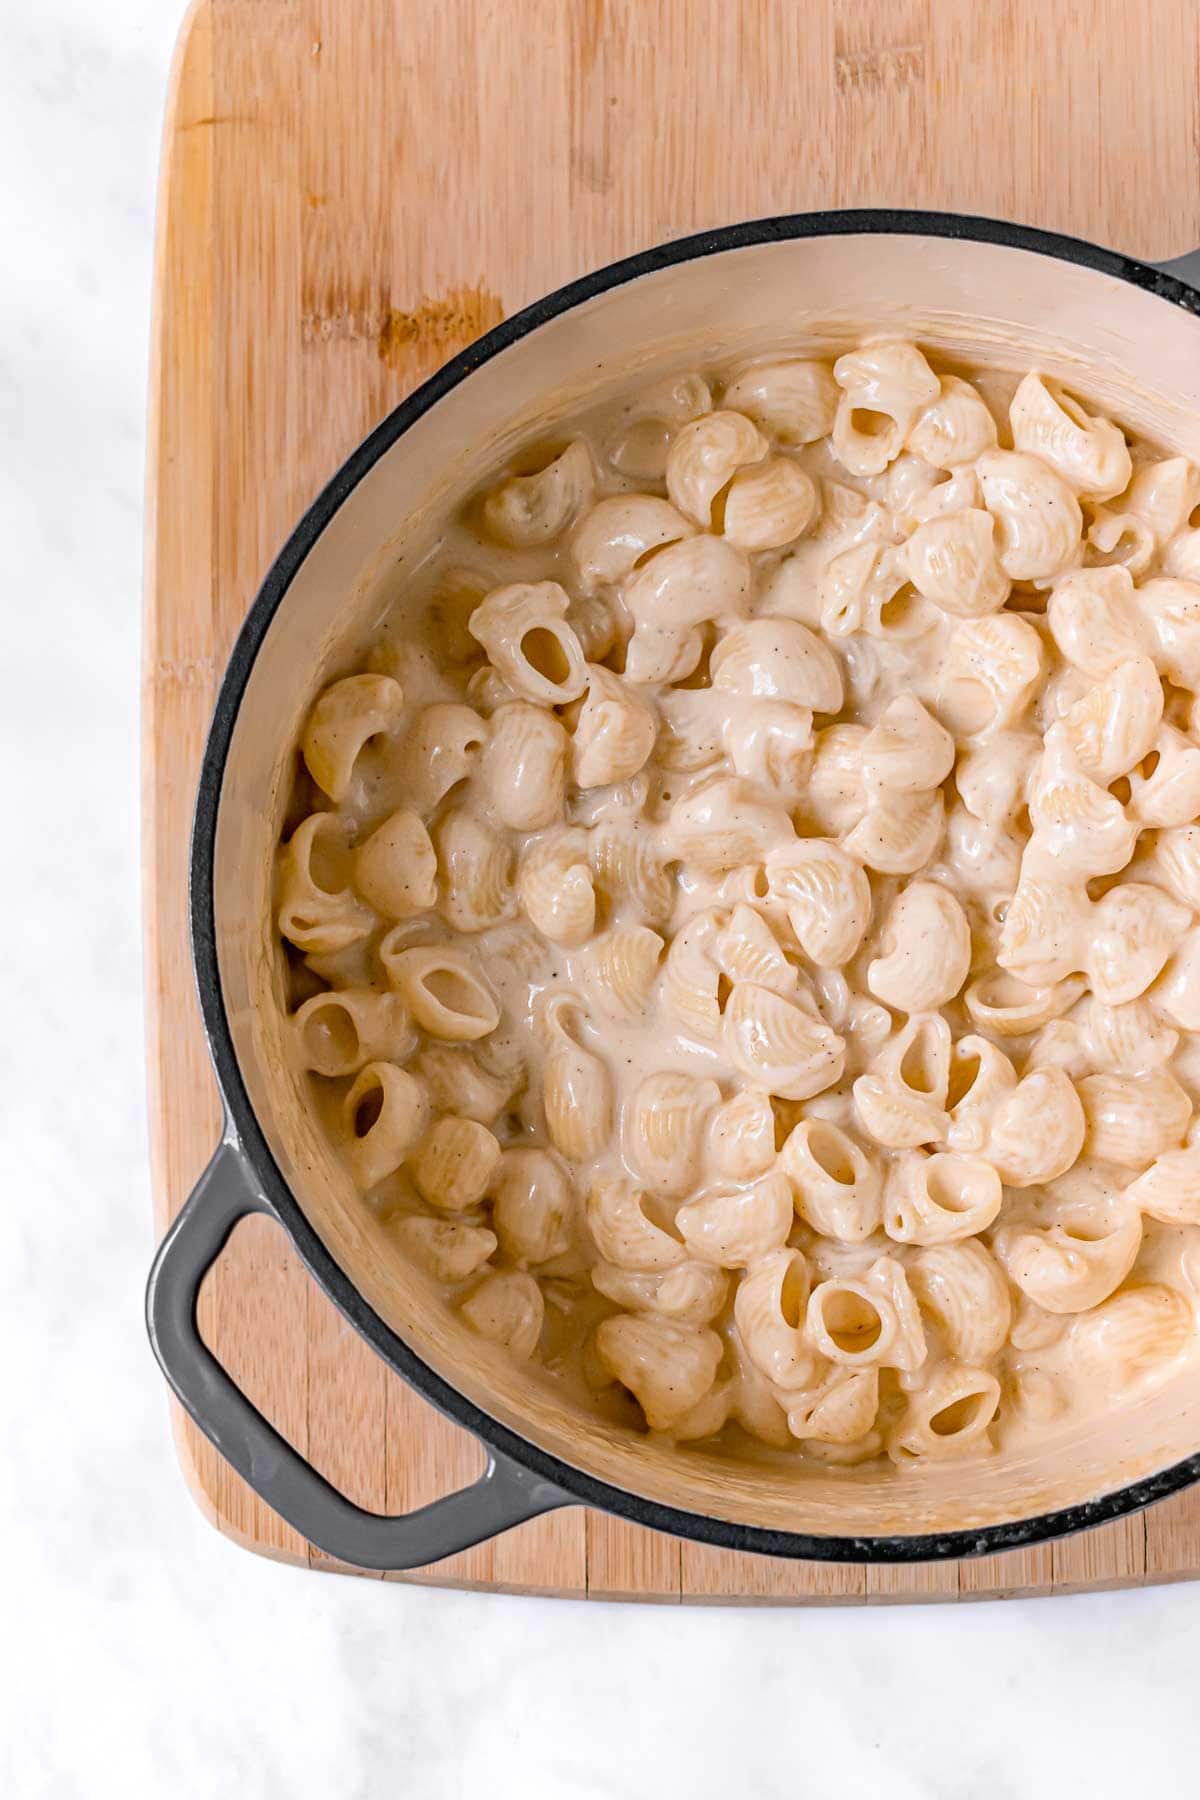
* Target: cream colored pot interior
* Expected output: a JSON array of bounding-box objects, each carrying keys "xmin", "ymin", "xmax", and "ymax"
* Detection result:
[{"xmin": 215, "ymin": 233, "xmax": 1200, "ymax": 1539}]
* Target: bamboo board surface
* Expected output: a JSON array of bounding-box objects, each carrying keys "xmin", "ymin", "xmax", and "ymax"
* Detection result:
[{"xmin": 145, "ymin": 0, "xmax": 1200, "ymax": 1599}]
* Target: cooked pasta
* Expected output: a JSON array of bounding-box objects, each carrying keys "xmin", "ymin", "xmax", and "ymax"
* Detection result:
[{"xmin": 275, "ymin": 340, "xmax": 1200, "ymax": 1472}]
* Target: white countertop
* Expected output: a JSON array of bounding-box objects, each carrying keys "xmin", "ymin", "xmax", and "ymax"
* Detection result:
[{"xmin": 5, "ymin": 4, "xmax": 1200, "ymax": 1794}]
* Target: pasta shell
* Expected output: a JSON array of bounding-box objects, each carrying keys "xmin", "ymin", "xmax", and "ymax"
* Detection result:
[
  {"xmin": 765, "ymin": 838, "xmax": 871, "ymax": 965},
  {"xmin": 570, "ymin": 493, "xmax": 693, "ymax": 591},
  {"xmin": 1126, "ymin": 1146, "xmax": 1200, "ymax": 1226},
  {"xmin": 594, "ymin": 1314, "xmax": 723, "ymax": 1430},
  {"xmin": 944, "ymin": 1035, "xmax": 1018, "ymax": 1152},
  {"xmin": 867, "ymin": 880, "xmax": 971, "ymax": 1012},
  {"xmin": 353, "ymin": 809, "xmax": 437, "ymax": 919},
  {"xmin": 415, "ymin": 1044, "xmax": 522, "ymax": 1126},
  {"xmin": 1003, "ymin": 1364, "xmax": 1066, "ymax": 1424},
  {"xmin": 460, "ymin": 1270, "xmax": 545, "ymax": 1361},
  {"xmin": 1079, "ymin": 1067, "xmax": 1192, "ymax": 1168},
  {"xmin": 665, "ymin": 408, "xmax": 768, "ymax": 526},
  {"xmin": 1026, "ymin": 773, "xmax": 1137, "ymax": 886},
  {"xmin": 937, "ymin": 612, "xmax": 1044, "ymax": 735},
  {"xmin": 586, "ymin": 1177, "xmax": 686, "ymax": 1271},
  {"xmin": 342, "ymin": 1062, "xmax": 430, "ymax": 1190},
  {"xmin": 481, "ymin": 440, "xmax": 594, "ymax": 548},
  {"xmin": 977, "ymin": 448, "xmax": 1084, "ymax": 581},
  {"xmin": 905, "ymin": 508, "xmax": 1010, "ymax": 618},
  {"xmin": 779, "ymin": 1118, "xmax": 882, "ymax": 1242},
  {"xmin": 899, "ymin": 460, "xmax": 981, "ymax": 529},
  {"xmin": 571, "ymin": 665, "xmax": 657, "ymax": 790},
  {"xmin": 717, "ymin": 904, "xmax": 796, "ymax": 993},
  {"xmin": 907, "ymin": 374, "xmax": 998, "ymax": 468},
  {"xmin": 1068, "ymin": 1285, "xmax": 1195, "ymax": 1389},
  {"xmin": 433, "ymin": 809, "xmax": 515, "ymax": 933},
  {"xmin": 832, "ymin": 342, "xmax": 940, "ymax": 476},
  {"xmin": 421, "ymin": 567, "xmax": 491, "ymax": 670},
  {"xmin": 669, "ymin": 776, "xmax": 794, "ymax": 875},
  {"xmin": 887, "ymin": 1363, "xmax": 1000, "ymax": 1463},
  {"xmin": 400, "ymin": 702, "xmax": 488, "ymax": 813},
  {"xmin": 720, "ymin": 457, "xmax": 818, "ymax": 551},
  {"xmin": 909, "ymin": 1240, "xmax": 1011, "ymax": 1364},
  {"xmin": 1131, "ymin": 575, "xmax": 1200, "ymax": 686},
  {"xmin": 491, "ymin": 1148, "xmax": 575, "ymax": 1264},
  {"xmin": 710, "ymin": 616, "xmax": 843, "ymax": 713},
  {"xmin": 301, "ymin": 673, "xmax": 405, "ymax": 802},
  {"xmin": 852, "ymin": 1015, "xmax": 951, "ymax": 1149},
  {"xmin": 1165, "ymin": 526, "xmax": 1200, "ymax": 582},
  {"xmin": 605, "ymin": 372, "xmax": 713, "ymax": 480},
  {"xmin": 465, "ymin": 665, "xmax": 521, "ymax": 716},
  {"xmin": 1047, "ymin": 565, "xmax": 1152, "ymax": 676},
  {"xmin": 1083, "ymin": 998, "xmax": 1178, "ymax": 1074},
  {"xmin": 1085, "ymin": 506, "xmax": 1156, "ymax": 577},
  {"xmin": 539, "ymin": 995, "xmax": 613, "ymax": 1159},
  {"xmin": 843, "ymin": 789, "xmax": 944, "ymax": 877},
  {"xmin": 591, "ymin": 1260, "xmax": 729, "ymax": 1326},
  {"xmin": 966, "ymin": 969, "xmax": 1087, "ymax": 1036},
  {"xmin": 882, "ymin": 1152, "xmax": 1003, "ymax": 1246},
  {"xmin": 392, "ymin": 1216, "xmax": 497, "ymax": 1285},
  {"xmin": 720, "ymin": 700, "xmax": 814, "ymax": 794},
  {"xmin": 1009, "ymin": 373, "xmax": 1132, "ymax": 501},
  {"xmin": 411, "ymin": 1116, "xmax": 503, "ymax": 1213},
  {"xmin": 985, "ymin": 1067, "xmax": 1086, "ymax": 1187},
  {"xmin": 1124, "ymin": 456, "xmax": 1200, "ymax": 546},
  {"xmin": 655, "ymin": 687, "xmax": 728, "ymax": 772},
  {"xmin": 586, "ymin": 926, "xmax": 665, "ymax": 1020},
  {"xmin": 955, "ymin": 729, "xmax": 1039, "ymax": 828},
  {"xmin": 566, "ymin": 591, "xmax": 618, "ymax": 663},
  {"xmin": 621, "ymin": 1071, "xmax": 722, "ymax": 1197},
  {"xmin": 382, "ymin": 943, "xmax": 500, "ymax": 1040},
  {"xmin": 721, "ymin": 359, "xmax": 838, "ymax": 445},
  {"xmin": 517, "ymin": 829, "xmax": 596, "ymax": 947},
  {"xmin": 1086, "ymin": 882, "xmax": 1192, "ymax": 1005},
  {"xmin": 293, "ymin": 988, "xmax": 416, "ymax": 1077},
  {"xmin": 481, "ymin": 703, "xmax": 568, "ymax": 830},
  {"xmin": 1153, "ymin": 934, "xmax": 1200, "ymax": 1031},
  {"xmin": 468, "ymin": 580, "xmax": 588, "ymax": 705},
  {"xmin": 1148, "ymin": 825, "xmax": 1200, "ymax": 909},
  {"xmin": 996, "ymin": 879, "xmax": 1092, "ymax": 985},
  {"xmin": 720, "ymin": 1325, "xmax": 791, "ymax": 1447},
  {"xmin": 995, "ymin": 1200, "xmax": 1143, "ymax": 1313},
  {"xmin": 734, "ymin": 1250, "xmax": 823, "ymax": 1389},
  {"xmin": 806, "ymin": 1258, "xmax": 926, "ymax": 1372},
  {"xmin": 588, "ymin": 823, "xmax": 676, "ymax": 927},
  {"xmin": 1059, "ymin": 657, "xmax": 1163, "ymax": 784},
  {"xmin": 707, "ymin": 1089, "xmax": 777, "ymax": 1182},
  {"xmin": 805, "ymin": 724, "xmax": 869, "ymax": 835},
  {"xmin": 676, "ymin": 1171, "xmax": 794, "ymax": 1268},
  {"xmin": 820, "ymin": 542, "xmax": 936, "ymax": 639},
  {"xmin": 1126, "ymin": 723, "xmax": 1200, "ymax": 828},
  {"xmin": 723, "ymin": 982, "xmax": 846, "ymax": 1101},
  {"xmin": 277, "ymin": 813, "xmax": 377, "ymax": 954},
  {"xmin": 624, "ymin": 555, "xmax": 745, "ymax": 684},
  {"xmin": 860, "ymin": 695, "xmax": 955, "ymax": 793},
  {"xmin": 786, "ymin": 1367, "xmax": 880, "ymax": 1446},
  {"xmin": 663, "ymin": 908, "xmax": 725, "ymax": 1047}
]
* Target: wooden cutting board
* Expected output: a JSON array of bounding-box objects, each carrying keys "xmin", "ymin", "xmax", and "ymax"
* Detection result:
[{"xmin": 145, "ymin": 0, "xmax": 1200, "ymax": 1600}]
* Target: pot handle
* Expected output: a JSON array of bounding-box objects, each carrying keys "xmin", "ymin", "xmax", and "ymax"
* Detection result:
[
  {"xmin": 146, "ymin": 1137, "xmax": 570, "ymax": 1571},
  {"xmin": 1155, "ymin": 249, "xmax": 1200, "ymax": 291}
]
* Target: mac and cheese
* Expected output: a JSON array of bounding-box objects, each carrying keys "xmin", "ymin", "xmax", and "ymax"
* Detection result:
[{"xmin": 274, "ymin": 342, "xmax": 1200, "ymax": 1469}]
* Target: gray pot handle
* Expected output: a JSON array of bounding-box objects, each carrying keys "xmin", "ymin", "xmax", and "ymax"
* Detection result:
[
  {"xmin": 1156, "ymin": 249, "xmax": 1200, "ymax": 290},
  {"xmin": 146, "ymin": 1137, "xmax": 570, "ymax": 1570}
]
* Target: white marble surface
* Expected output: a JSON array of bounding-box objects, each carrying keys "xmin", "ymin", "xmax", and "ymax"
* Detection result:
[{"xmin": 4, "ymin": 3, "xmax": 1200, "ymax": 1794}]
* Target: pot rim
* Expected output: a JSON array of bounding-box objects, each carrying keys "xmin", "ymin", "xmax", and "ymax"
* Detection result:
[{"xmin": 190, "ymin": 207, "xmax": 1200, "ymax": 1563}]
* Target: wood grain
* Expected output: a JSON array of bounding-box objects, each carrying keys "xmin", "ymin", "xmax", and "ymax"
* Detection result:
[{"xmin": 145, "ymin": 0, "xmax": 1200, "ymax": 1600}]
